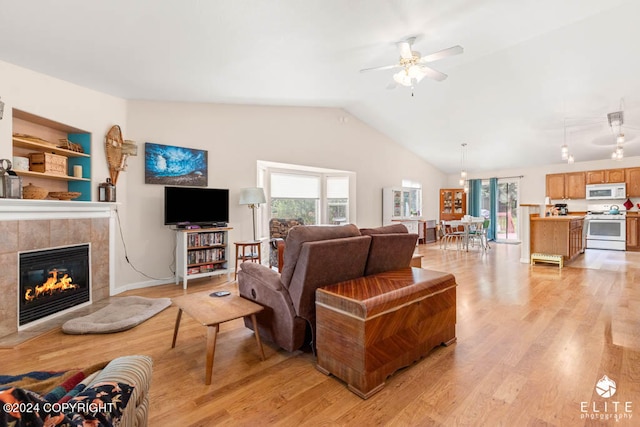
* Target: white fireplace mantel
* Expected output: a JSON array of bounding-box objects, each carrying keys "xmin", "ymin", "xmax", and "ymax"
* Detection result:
[
  {"xmin": 0, "ymin": 199, "xmax": 117, "ymax": 220},
  {"xmin": 0, "ymin": 198, "xmax": 118, "ymax": 298}
]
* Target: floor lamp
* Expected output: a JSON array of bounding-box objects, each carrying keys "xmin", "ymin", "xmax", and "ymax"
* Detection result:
[{"xmin": 239, "ymin": 187, "xmax": 266, "ymax": 241}]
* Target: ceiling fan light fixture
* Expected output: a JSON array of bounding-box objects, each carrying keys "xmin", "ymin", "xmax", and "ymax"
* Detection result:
[
  {"xmin": 407, "ymin": 65, "xmax": 422, "ymax": 79},
  {"xmin": 362, "ymin": 38, "xmax": 462, "ymax": 91},
  {"xmin": 616, "ymin": 133, "xmax": 625, "ymax": 144},
  {"xmin": 393, "ymin": 70, "xmax": 412, "ymax": 87}
]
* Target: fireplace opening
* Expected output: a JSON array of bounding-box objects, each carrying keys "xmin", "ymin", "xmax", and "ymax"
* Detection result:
[{"xmin": 19, "ymin": 244, "xmax": 90, "ymax": 326}]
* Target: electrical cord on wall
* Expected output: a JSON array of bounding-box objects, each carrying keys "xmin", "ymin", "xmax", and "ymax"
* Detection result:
[{"xmin": 115, "ymin": 207, "xmax": 174, "ymax": 281}]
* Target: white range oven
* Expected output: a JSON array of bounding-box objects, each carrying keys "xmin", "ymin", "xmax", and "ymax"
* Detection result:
[{"xmin": 585, "ymin": 204, "xmax": 626, "ymax": 251}]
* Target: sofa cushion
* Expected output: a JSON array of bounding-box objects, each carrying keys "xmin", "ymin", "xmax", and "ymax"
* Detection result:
[
  {"xmin": 359, "ymin": 223, "xmax": 408, "ymax": 235},
  {"xmin": 363, "ymin": 233, "xmax": 418, "ymax": 276},
  {"xmin": 66, "ymin": 381, "xmax": 135, "ymax": 426},
  {"xmin": 288, "ymin": 235, "xmax": 372, "ymax": 322},
  {"xmin": 280, "ymin": 224, "xmax": 362, "ymax": 287},
  {"xmin": 359, "ymin": 223, "xmax": 417, "ymax": 275}
]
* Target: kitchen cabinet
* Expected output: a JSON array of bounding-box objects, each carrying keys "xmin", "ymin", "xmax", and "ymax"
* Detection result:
[
  {"xmin": 626, "ymin": 215, "xmax": 640, "ymax": 251},
  {"xmin": 586, "ymin": 169, "xmax": 625, "ymax": 184},
  {"xmin": 565, "ymin": 172, "xmax": 586, "ymax": 199},
  {"xmin": 545, "ymin": 172, "xmax": 585, "ymax": 200},
  {"xmin": 439, "ymin": 188, "xmax": 466, "ymax": 221},
  {"xmin": 626, "ymin": 168, "xmax": 640, "ymax": 197},
  {"xmin": 548, "ymin": 167, "xmax": 640, "ymax": 199},
  {"xmin": 546, "ymin": 174, "xmax": 565, "ymax": 199},
  {"xmin": 530, "ymin": 216, "xmax": 585, "ymax": 263}
]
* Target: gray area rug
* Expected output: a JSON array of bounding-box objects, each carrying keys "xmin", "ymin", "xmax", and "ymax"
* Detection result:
[{"xmin": 62, "ymin": 296, "xmax": 172, "ymax": 335}]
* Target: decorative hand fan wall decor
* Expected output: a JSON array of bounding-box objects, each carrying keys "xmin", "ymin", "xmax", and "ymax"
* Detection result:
[{"xmin": 105, "ymin": 125, "xmax": 138, "ymax": 185}]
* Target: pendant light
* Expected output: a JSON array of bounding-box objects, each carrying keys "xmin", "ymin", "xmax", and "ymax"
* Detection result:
[
  {"xmin": 608, "ymin": 100, "xmax": 625, "ymax": 161},
  {"xmin": 560, "ymin": 118, "xmax": 574, "ymax": 163},
  {"xmin": 459, "ymin": 143, "xmax": 469, "ymax": 192}
]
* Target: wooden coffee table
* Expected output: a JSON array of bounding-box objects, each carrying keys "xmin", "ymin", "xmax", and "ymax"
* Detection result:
[{"xmin": 171, "ymin": 291, "xmax": 266, "ymax": 385}]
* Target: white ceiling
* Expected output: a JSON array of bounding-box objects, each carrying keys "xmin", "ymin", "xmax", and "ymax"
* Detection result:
[{"xmin": 1, "ymin": 0, "xmax": 639, "ymax": 173}]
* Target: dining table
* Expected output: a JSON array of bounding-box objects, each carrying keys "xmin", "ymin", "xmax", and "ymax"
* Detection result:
[{"xmin": 445, "ymin": 217, "xmax": 486, "ymax": 251}]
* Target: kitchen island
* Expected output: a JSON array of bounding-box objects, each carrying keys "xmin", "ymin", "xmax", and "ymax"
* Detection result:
[{"xmin": 530, "ymin": 215, "xmax": 585, "ymax": 265}]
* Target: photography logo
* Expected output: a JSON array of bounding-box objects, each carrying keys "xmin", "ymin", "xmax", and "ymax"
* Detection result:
[
  {"xmin": 596, "ymin": 375, "xmax": 617, "ymax": 398},
  {"xmin": 580, "ymin": 374, "xmax": 633, "ymax": 421}
]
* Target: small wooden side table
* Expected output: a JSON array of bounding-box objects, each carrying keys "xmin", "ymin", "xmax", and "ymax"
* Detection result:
[
  {"xmin": 234, "ymin": 241, "xmax": 261, "ymax": 280},
  {"xmin": 171, "ymin": 291, "xmax": 266, "ymax": 385}
]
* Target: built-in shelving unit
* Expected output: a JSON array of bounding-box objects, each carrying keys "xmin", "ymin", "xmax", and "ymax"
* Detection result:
[{"xmin": 11, "ymin": 109, "xmax": 92, "ymax": 201}]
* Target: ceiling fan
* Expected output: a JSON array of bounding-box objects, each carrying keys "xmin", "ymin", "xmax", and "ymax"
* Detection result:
[{"xmin": 360, "ymin": 37, "xmax": 463, "ymax": 89}]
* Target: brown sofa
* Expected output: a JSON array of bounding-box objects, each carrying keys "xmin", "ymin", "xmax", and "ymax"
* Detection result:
[{"xmin": 237, "ymin": 223, "xmax": 417, "ymax": 352}]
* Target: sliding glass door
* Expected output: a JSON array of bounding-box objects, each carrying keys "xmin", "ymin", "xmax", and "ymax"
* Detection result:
[
  {"xmin": 477, "ymin": 178, "xmax": 520, "ymax": 243},
  {"xmin": 496, "ymin": 179, "xmax": 519, "ymax": 242}
]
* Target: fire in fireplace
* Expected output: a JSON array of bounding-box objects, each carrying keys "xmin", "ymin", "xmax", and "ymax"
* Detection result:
[
  {"xmin": 24, "ymin": 269, "xmax": 79, "ymax": 301},
  {"xmin": 19, "ymin": 244, "xmax": 90, "ymax": 326}
]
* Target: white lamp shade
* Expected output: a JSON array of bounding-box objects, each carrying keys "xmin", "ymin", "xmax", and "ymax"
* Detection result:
[{"xmin": 239, "ymin": 187, "xmax": 266, "ymax": 205}]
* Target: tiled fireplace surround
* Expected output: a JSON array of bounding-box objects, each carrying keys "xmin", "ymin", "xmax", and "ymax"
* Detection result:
[{"xmin": 0, "ymin": 200, "xmax": 114, "ymax": 338}]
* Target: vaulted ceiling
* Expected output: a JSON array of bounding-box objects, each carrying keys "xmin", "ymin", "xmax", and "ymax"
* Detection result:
[{"xmin": 1, "ymin": 0, "xmax": 638, "ymax": 173}]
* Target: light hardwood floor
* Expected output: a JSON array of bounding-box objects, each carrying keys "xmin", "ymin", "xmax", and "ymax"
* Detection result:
[{"xmin": 2, "ymin": 243, "xmax": 639, "ymax": 426}]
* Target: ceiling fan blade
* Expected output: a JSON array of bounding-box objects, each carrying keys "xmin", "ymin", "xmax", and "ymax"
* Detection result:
[
  {"xmin": 419, "ymin": 45, "xmax": 464, "ymax": 63},
  {"xmin": 417, "ymin": 65, "xmax": 448, "ymax": 81},
  {"xmin": 397, "ymin": 41, "xmax": 413, "ymax": 59},
  {"xmin": 360, "ymin": 64, "xmax": 401, "ymax": 73}
]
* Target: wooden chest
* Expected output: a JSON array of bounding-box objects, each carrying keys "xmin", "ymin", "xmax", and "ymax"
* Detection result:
[
  {"xmin": 29, "ymin": 152, "xmax": 68, "ymax": 176},
  {"xmin": 315, "ymin": 267, "xmax": 457, "ymax": 399}
]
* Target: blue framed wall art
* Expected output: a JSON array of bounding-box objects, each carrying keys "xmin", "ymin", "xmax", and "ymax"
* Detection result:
[{"xmin": 144, "ymin": 142, "xmax": 208, "ymax": 186}]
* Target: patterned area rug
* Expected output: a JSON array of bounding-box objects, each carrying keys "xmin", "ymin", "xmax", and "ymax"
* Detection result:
[{"xmin": 62, "ymin": 296, "xmax": 172, "ymax": 334}]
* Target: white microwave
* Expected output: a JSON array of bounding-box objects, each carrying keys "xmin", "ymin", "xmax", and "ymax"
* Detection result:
[{"xmin": 586, "ymin": 183, "xmax": 626, "ymax": 200}]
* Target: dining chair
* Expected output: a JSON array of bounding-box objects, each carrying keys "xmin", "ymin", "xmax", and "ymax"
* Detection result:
[
  {"xmin": 440, "ymin": 220, "xmax": 464, "ymax": 250},
  {"xmin": 469, "ymin": 219, "xmax": 490, "ymax": 250}
]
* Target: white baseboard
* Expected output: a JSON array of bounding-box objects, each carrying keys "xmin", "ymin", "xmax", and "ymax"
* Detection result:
[{"xmin": 110, "ymin": 278, "xmax": 176, "ymax": 295}]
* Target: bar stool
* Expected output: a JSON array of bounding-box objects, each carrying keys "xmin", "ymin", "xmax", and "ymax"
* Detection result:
[{"xmin": 234, "ymin": 241, "xmax": 261, "ymax": 280}]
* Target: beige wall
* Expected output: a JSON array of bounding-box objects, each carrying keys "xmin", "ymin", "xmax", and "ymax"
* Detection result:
[
  {"xmin": 123, "ymin": 101, "xmax": 448, "ymax": 289},
  {"xmin": 0, "ymin": 60, "xmax": 448, "ymax": 292}
]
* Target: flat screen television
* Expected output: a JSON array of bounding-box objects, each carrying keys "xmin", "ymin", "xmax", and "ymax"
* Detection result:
[{"xmin": 164, "ymin": 186, "xmax": 229, "ymax": 226}]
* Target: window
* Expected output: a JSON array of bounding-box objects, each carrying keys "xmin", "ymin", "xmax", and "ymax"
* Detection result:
[
  {"xmin": 326, "ymin": 176, "xmax": 349, "ymax": 225},
  {"xmin": 270, "ymin": 172, "xmax": 320, "ymax": 225},
  {"xmin": 258, "ymin": 161, "xmax": 355, "ymax": 232}
]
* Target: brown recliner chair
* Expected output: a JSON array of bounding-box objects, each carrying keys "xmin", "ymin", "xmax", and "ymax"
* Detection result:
[{"xmin": 238, "ymin": 223, "xmax": 417, "ymax": 352}]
